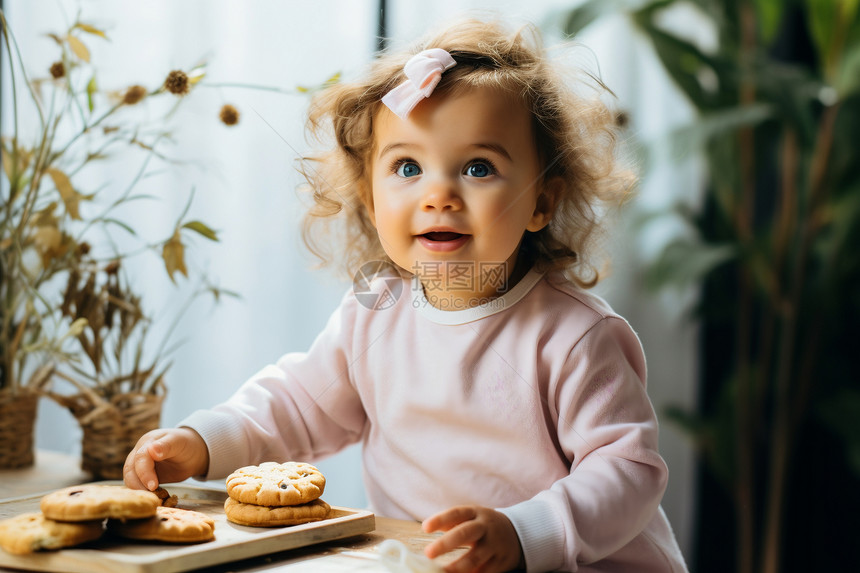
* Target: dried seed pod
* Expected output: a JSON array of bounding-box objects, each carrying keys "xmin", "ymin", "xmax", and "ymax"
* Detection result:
[
  {"xmin": 61, "ymin": 268, "xmax": 81, "ymax": 316},
  {"xmin": 122, "ymin": 85, "xmax": 147, "ymax": 105},
  {"xmin": 104, "ymin": 271, "xmax": 123, "ymax": 330},
  {"xmin": 219, "ymin": 104, "xmax": 240, "ymax": 126},
  {"xmin": 87, "ymin": 284, "xmax": 108, "ymax": 333},
  {"xmin": 163, "ymin": 70, "xmax": 189, "ymax": 95},
  {"xmin": 49, "ymin": 61, "xmax": 65, "ymax": 79},
  {"xmin": 75, "ymin": 272, "xmax": 98, "ymax": 321},
  {"xmin": 104, "ymin": 260, "xmax": 120, "ymax": 275}
]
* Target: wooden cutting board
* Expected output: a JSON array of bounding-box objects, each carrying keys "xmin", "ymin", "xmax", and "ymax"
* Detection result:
[{"xmin": 0, "ymin": 483, "xmax": 375, "ymax": 573}]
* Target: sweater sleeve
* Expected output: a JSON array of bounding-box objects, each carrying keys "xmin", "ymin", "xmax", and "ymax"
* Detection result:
[
  {"xmin": 498, "ymin": 317, "xmax": 668, "ymax": 572},
  {"xmin": 180, "ymin": 292, "xmax": 368, "ymax": 480}
]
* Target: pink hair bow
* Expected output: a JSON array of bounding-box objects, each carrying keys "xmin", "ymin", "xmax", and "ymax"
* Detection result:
[{"xmin": 381, "ymin": 48, "xmax": 457, "ymax": 119}]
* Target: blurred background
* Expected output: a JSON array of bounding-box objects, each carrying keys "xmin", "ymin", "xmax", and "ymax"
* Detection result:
[{"xmin": 2, "ymin": 1, "xmax": 857, "ymax": 572}]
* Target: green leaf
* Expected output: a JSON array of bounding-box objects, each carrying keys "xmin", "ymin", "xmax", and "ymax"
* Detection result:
[
  {"xmin": 753, "ymin": 0, "xmax": 784, "ymax": 44},
  {"xmin": 664, "ymin": 102, "xmax": 774, "ymax": 158},
  {"xmin": 806, "ymin": 0, "xmax": 860, "ymax": 81},
  {"xmin": 181, "ymin": 220, "xmax": 219, "ymax": 241},
  {"xmin": 86, "ymin": 74, "xmax": 97, "ymax": 112},
  {"xmin": 805, "ymin": 0, "xmax": 830, "ymax": 56},
  {"xmin": 102, "ymin": 217, "xmax": 137, "ymax": 236},
  {"xmin": 837, "ymin": 40, "xmax": 860, "ymax": 95},
  {"xmin": 645, "ymin": 238, "xmax": 736, "ymax": 290},
  {"xmin": 561, "ymin": 0, "xmax": 633, "ymax": 37},
  {"xmin": 188, "ymin": 67, "xmax": 206, "ymax": 87},
  {"xmin": 323, "ymin": 72, "xmax": 341, "ymax": 87},
  {"xmin": 752, "ymin": 58, "xmax": 823, "ymax": 146},
  {"xmin": 631, "ymin": 11, "xmax": 730, "ymax": 111},
  {"xmin": 296, "ymin": 71, "xmax": 342, "ymax": 94}
]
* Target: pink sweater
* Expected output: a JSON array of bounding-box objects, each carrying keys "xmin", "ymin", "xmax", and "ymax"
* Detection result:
[{"xmin": 182, "ymin": 269, "xmax": 687, "ymax": 572}]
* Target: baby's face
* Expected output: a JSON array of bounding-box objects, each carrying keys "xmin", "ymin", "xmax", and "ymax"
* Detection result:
[{"xmin": 369, "ymin": 85, "xmax": 549, "ymax": 307}]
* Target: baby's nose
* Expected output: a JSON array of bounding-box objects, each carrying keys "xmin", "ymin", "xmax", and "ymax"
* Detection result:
[{"xmin": 420, "ymin": 179, "xmax": 463, "ymax": 212}]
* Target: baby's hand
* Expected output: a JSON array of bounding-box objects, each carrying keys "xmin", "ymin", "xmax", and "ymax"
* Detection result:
[
  {"xmin": 422, "ymin": 506, "xmax": 522, "ymax": 573},
  {"xmin": 122, "ymin": 427, "xmax": 209, "ymax": 491}
]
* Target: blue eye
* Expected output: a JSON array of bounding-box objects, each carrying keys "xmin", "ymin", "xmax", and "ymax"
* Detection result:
[
  {"xmin": 466, "ymin": 161, "xmax": 492, "ymax": 178},
  {"xmin": 396, "ymin": 161, "xmax": 421, "ymax": 178}
]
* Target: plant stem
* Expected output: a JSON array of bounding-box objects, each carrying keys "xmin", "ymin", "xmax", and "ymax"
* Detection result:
[
  {"xmin": 75, "ymin": 134, "xmax": 167, "ymax": 240},
  {"xmin": 0, "ymin": 10, "xmax": 46, "ymax": 133},
  {"xmin": 760, "ymin": 249, "xmax": 796, "ymax": 573},
  {"xmin": 734, "ymin": 2, "xmax": 758, "ymax": 572},
  {"xmin": 200, "ymin": 82, "xmax": 301, "ymax": 94},
  {"xmin": 755, "ymin": 127, "xmax": 798, "ymax": 438},
  {"xmin": 13, "ymin": 92, "xmax": 58, "ymax": 240},
  {"xmin": 735, "ymin": 269, "xmax": 755, "ymax": 573},
  {"xmin": 49, "ymin": 102, "xmax": 123, "ymax": 165},
  {"xmin": 761, "ymin": 99, "xmax": 839, "ymax": 573}
]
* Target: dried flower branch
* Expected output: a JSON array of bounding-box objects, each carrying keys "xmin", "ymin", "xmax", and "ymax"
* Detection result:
[
  {"xmin": 1, "ymin": 10, "xmax": 227, "ymax": 397},
  {"xmin": 1, "ymin": 8, "xmax": 333, "ymax": 402}
]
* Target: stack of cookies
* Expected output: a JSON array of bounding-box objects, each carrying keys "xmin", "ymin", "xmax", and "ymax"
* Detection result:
[
  {"xmin": 0, "ymin": 485, "xmax": 214, "ymax": 555},
  {"xmin": 224, "ymin": 462, "xmax": 332, "ymax": 527}
]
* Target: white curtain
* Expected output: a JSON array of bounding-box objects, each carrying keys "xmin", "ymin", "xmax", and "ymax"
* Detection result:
[{"xmin": 3, "ymin": 0, "xmax": 700, "ymax": 558}]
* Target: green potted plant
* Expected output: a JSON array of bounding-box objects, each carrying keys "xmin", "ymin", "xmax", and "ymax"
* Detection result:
[{"xmin": 561, "ymin": 0, "xmax": 859, "ymax": 571}]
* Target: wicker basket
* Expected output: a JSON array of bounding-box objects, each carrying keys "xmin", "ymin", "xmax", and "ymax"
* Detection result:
[
  {"xmin": 0, "ymin": 389, "xmax": 39, "ymax": 469},
  {"xmin": 52, "ymin": 391, "xmax": 163, "ymax": 479}
]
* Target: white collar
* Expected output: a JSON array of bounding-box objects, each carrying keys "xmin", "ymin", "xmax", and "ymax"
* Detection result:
[{"xmin": 411, "ymin": 268, "xmax": 545, "ymax": 325}]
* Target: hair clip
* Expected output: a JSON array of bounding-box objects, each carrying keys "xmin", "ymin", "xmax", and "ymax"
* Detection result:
[
  {"xmin": 448, "ymin": 51, "xmax": 501, "ymax": 69},
  {"xmin": 381, "ymin": 48, "xmax": 457, "ymax": 120}
]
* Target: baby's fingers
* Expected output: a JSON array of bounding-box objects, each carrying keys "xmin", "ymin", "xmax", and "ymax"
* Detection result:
[
  {"xmin": 423, "ymin": 506, "xmax": 478, "ymax": 534},
  {"xmin": 423, "ymin": 507, "xmax": 522, "ymax": 573},
  {"xmin": 123, "ymin": 429, "xmax": 169, "ymax": 491},
  {"xmin": 445, "ymin": 547, "xmax": 493, "ymax": 573},
  {"xmin": 424, "ymin": 520, "xmax": 484, "ymax": 560},
  {"xmin": 122, "ymin": 455, "xmax": 150, "ymax": 491},
  {"xmin": 123, "ymin": 441, "xmax": 158, "ymax": 491},
  {"xmin": 145, "ymin": 436, "xmax": 173, "ymax": 462},
  {"xmin": 135, "ymin": 444, "xmax": 161, "ymax": 491}
]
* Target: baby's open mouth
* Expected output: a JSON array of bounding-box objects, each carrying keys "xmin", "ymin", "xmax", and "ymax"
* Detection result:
[{"xmin": 421, "ymin": 231, "xmax": 466, "ymax": 241}]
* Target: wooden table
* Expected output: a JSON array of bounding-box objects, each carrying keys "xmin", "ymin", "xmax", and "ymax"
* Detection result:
[
  {"xmin": 0, "ymin": 451, "xmax": 464, "ymax": 572},
  {"xmin": 178, "ymin": 516, "xmax": 453, "ymax": 572},
  {"xmin": 0, "ymin": 450, "xmax": 90, "ymax": 499}
]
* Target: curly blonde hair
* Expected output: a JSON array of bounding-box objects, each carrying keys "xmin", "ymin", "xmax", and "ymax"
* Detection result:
[{"xmin": 300, "ymin": 17, "xmax": 634, "ymax": 288}]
